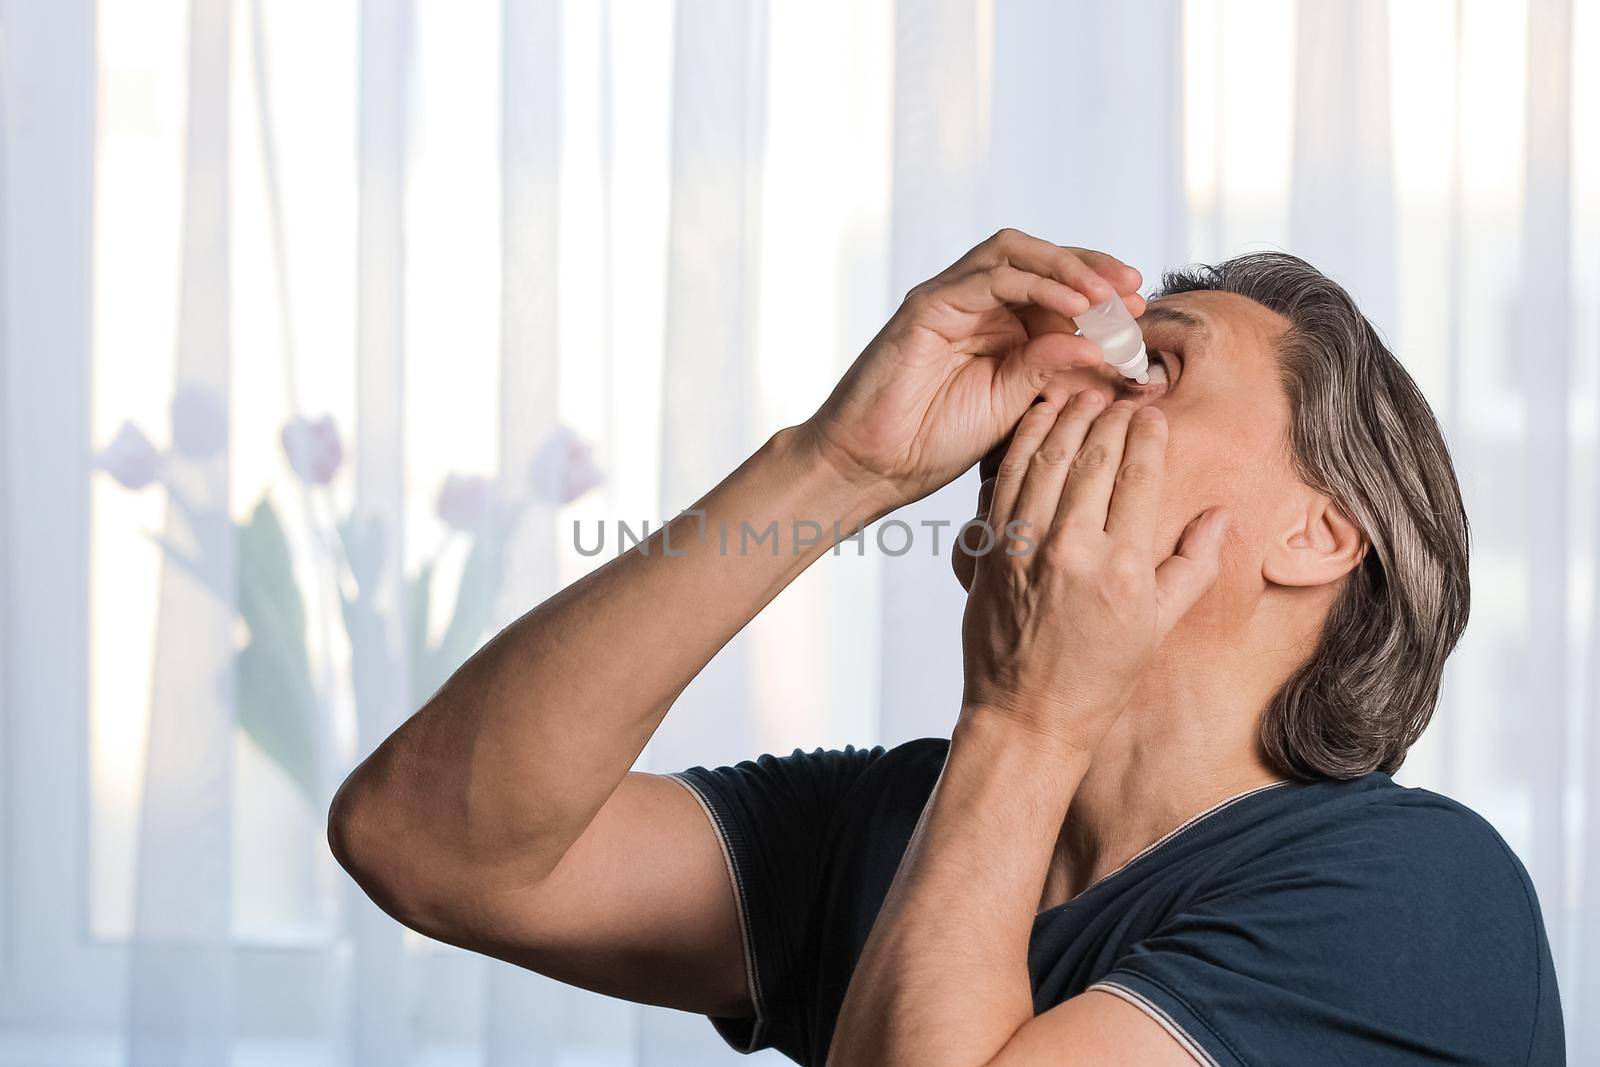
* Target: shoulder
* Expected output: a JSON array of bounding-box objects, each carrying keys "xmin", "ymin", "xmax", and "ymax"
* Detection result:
[
  {"xmin": 1166, "ymin": 776, "xmax": 1562, "ymax": 1062},
  {"xmin": 1100, "ymin": 777, "xmax": 1563, "ymax": 1064},
  {"xmin": 668, "ymin": 736, "xmax": 949, "ymax": 848},
  {"xmin": 814, "ymin": 736, "xmax": 950, "ymax": 842},
  {"xmin": 859, "ymin": 736, "xmax": 949, "ymax": 792},
  {"xmin": 1213, "ymin": 777, "xmax": 1549, "ymax": 968},
  {"xmin": 1248, "ymin": 776, "xmax": 1542, "ymax": 916}
]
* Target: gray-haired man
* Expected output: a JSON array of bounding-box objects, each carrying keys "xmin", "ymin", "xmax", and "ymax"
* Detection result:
[{"xmin": 330, "ymin": 230, "xmax": 1563, "ymax": 1066}]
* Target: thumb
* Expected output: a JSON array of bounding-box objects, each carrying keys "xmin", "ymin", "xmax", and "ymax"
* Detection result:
[
  {"xmin": 992, "ymin": 332, "xmax": 1102, "ymax": 417},
  {"xmin": 1153, "ymin": 507, "xmax": 1231, "ymax": 636}
]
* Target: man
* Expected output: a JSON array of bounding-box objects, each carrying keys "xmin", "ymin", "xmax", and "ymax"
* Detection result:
[{"xmin": 329, "ymin": 230, "xmax": 1564, "ymax": 1065}]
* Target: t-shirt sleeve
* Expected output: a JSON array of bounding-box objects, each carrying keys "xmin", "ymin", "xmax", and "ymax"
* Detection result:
[
  {"xmin": 1088, "ymin": 794, "xmax": 1563, "ymax": 1066},
  {"xmin": 668, "ymin": 744, "xmax": 888, "ymax": 1057}
]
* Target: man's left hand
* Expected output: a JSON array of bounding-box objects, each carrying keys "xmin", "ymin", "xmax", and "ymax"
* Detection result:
[{"xmin": 959, "ymin": 391, "xmax": 1232, "ymax": 756}]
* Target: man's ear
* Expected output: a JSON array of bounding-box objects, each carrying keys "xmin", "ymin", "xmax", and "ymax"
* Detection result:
[{"xmin": 1261, "ymin": 492, "xmax": 1368, "ymax": 588}]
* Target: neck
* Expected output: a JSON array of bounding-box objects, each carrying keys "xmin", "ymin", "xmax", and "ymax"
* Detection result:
[{"xmin": 1035, "ymin": 616, "xmax": 1307, "ymax": 913}]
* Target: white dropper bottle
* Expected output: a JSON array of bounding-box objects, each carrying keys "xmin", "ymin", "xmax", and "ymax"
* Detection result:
[{"xmin": 1072, "ymin": 296, "xmax": 1149, "ymax": 384}]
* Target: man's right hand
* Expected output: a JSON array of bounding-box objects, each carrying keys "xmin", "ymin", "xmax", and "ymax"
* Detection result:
[{"xmin": 797, "ymin": 228, "xmax": 1145, "ymax": 513}]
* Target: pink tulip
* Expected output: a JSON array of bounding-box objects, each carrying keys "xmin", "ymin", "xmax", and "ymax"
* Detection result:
[
  {"xmin": 437, "ymin": 473, "xmax": 494, "ymax": 531},
  {"xmin": 281, "ymin": 415, "xmax": 343, "ymax": 485},
  {"xmin": 531, "ymin": 426, "xmax": 603, "ymax": 505},
  {"xmin": 98, "ymin": 421, "xmax": 162, "ymax": 490}
]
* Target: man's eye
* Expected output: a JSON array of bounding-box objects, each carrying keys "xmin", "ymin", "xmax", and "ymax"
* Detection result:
[
  {"xmin": 1145, "ymin": 352, "xmax": 1178, "ymax": 387},
  {"xmin": 1145, "ymin": 350, "xmax": 1184, "ymax": 388}
]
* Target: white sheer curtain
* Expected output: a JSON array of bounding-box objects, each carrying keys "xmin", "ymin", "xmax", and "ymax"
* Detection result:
[{"xmin": 1, "ymin": 0, "xmax": 1597, "ymax": 1063}]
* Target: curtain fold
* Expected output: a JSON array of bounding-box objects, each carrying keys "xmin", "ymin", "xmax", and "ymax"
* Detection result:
[
  {"xmin": 648, "ymin": 0, "xmax": 769, "ymax": 774},
  {"xmin": 1290, "ymin": 0, "xmax": 1397, "ymax": 337},
  {"xmin": 641, "ymin": 0, "xmax": 772, "ymax": 1060},
  {"xmin": 344, "ymin": 1, "xmax": 415, "ymax": 1063},
  {"xmin": 483, "ymin": 0, "xmax": 572, "ymax": 1062},
  {"xmin": 125, "ymin": 0, "xmax": 235, "ymax": 1063},
  {"xmin": 0, "ymin": 0, "xmax": 98, "ymax": 1030},
  {"xmin": 1518, "ymin": 0, "xmax": 1575, "ymax": 987},
  {"xmin": 875, "ymin": 0, "xmax": 988, "ymax": 748},
  {"xmin": 986, "ymin": 0, "xmax": 1188, "ymax": 278}
]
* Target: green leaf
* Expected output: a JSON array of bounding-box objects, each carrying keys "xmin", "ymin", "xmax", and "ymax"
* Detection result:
[
  {"xmin": 235, "ymin": 496, "xmax": 320, "ymax": 803},
  {"xmin": 238, "ymin": 498, "xmax": 306, "ymax": 641},
  {"xmin": 418, "ymin": 532, "xmax": 504, "ymax": 703},
  {"xmin": 237, "ymin": 635, "xmax": 320, "ymax": 803}
]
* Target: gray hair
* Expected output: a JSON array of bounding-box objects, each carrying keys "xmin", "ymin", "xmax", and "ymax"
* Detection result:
[{"xmin": 1154, "ymin": 252, "xmax": 1470, "ymax": 780}]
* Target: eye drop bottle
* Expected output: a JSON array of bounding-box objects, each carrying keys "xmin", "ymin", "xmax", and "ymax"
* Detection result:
[{"xmin": 1072, "ymin": 296, "xmax": 1149, "ymax": 384}]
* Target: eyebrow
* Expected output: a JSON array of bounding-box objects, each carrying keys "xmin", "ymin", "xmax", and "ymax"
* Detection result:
[{"xmin": 1138, "ymin": 305, "xmax": 1208, "ymax": 334}]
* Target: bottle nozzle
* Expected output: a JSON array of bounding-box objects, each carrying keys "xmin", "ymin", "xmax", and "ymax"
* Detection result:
[
  {"xmin": 1104, "ymin": 341, "xmax": 1150, "ymax": 384},
  {"xmin": 1071, "ymin": 297, "xmax": 1149, "ymax": 384}
]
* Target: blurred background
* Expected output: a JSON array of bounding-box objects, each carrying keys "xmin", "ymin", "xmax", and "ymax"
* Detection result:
[{"xmin": 1, "ymin": 0, "xmax": 1598, "ymax": 1063}]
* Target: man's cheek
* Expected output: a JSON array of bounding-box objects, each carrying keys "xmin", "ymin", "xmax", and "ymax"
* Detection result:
[
  {"xmin": 951, "ymin": 545, "xmax": 974, "ymax": 591},
  {"xmin": 1158, "ymin": 486, "xmax": 1208, "ymax": 561}
]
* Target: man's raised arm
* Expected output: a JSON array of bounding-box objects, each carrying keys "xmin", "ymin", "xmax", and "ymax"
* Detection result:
[
  {"xmin": 327, "ymin": 229, "xmax": 1138, "ymax": 1016},
  {"xmin": 327, "ymin": 426, "xmax": 885, "ymax": 1010}
]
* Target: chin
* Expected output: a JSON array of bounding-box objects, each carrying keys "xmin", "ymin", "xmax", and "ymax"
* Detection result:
[{"xmin": 952, "ymin": 549, "xmax": 975, "ymax": 592}]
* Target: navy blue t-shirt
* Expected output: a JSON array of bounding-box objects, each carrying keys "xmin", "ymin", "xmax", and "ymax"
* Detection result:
[{"xmin": 669, "ymin": 738, "xmax": 1564, "ymax": 1066}]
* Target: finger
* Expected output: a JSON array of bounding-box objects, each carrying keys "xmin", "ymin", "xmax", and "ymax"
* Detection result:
[
  {"xmin": 932, "ymin": 233, "xmax": 1144, "ymax": 335},
  {"xmin": 1056, "ymin": 400, "xmax": 1138, "ymax": 534},
  {"xmin": 1011, "ymin": 389, "xmax": 1108, "ymax": 540},
  {"xmin": 938, "ymin": 231, "xmax": 1142, "ymax": 311},
  {"xmin": 985, "ymin": 401, "xmax": 1059, "ymax": 542},
  {"xmin": 992, "ymin": 331, "xmax": 1104, "ymax": 414},
  {"xmin": 936, "ymin": 261, "xmax": 1094, "ymax": 322},
  {"xmin": 957, "ymin": 318, "xmax": 1028, "ymax": 359},
  {"xmin": 1014, "ymin": 301, "xmax": 1077, "ymax": 339},
  {"xmin": 1072, "ymin": 248, "xmax": 1144, "ymax": 296},
  {"xmin": 988, "ymin": 230, "xmax": 1120, "ymax": 308},
  {"xmin": 1004, "ymin": 252, "xmax": 1145, "ymax": 319},
  {"xmin": 1154, "ymin": 507, "xmax": 1232, "ymax": 637},
  {"xmin": 1103, "ymin": 405, "xmax": 1169, "ymax": 552}
]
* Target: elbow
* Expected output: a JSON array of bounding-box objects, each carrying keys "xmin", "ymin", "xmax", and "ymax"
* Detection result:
[
  {"xmin": 327, "ymin": 768, "xmax": 383, "ymax": 899},
  {"xmin": 326, "ymin": 758, "xmax": 485, "ymax": 943},
  {"xmin": 327, "ymin": 762, "xmax": 422, "ymax": 926}
]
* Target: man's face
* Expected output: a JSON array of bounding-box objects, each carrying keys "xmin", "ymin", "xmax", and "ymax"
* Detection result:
[{"xmin": 952, "ymin": 290, "xmax": 1296, "ymax": 591}]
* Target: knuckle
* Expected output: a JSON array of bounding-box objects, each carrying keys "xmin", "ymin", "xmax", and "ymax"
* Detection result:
[
  {"xmin": 1003, "ymin": 521, "xmax": 1040, "ymax": 557},
  {"xmin": 1130, "ymin": 405, "xmax": 1167, "ymax": 433},
  {"xmin": 1109, "ymin": 545, "xmax": 1145, "ymax": 577},
  {"xmin": 1032, "ymin": 444, "xmax": 1072, "ymax": 468},
  {"xmin": 1042, "ymin": 533, "xmax": 1076, "ymax": 563},
  {"xmin": 991, "ymin": 226, "xmax": 1021, "ymax": 245},
  {"xmin": 1116, "ymin": 461, "xmax": 1157, "ymax": 489},
  {"xmin": 1102, "ymin": 399, "xmax": 1138, "ymax": 418},
  {"xmin": 1070, "ymin": 443, "xmax": 1112, "ymax": 475},
  {"xmin": 1047, "ymin": 537, "xmax": 1093, "ymax": 573},
  {"xmin": 899, "ymin": 289, "xmax": 934, "ymax": 321},
  {"xmin": 995, "ymin": 458, "xmax": 1032, "ymax": 482}
]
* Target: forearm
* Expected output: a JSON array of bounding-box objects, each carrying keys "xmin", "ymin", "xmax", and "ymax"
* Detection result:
[
  {"xmin": 827, "ymin": 711, "xmax": 1089, "ymax": 1067},
  {"xmin": 331, "ymin": 425, "xmax": 890, "ymax": 908}
]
